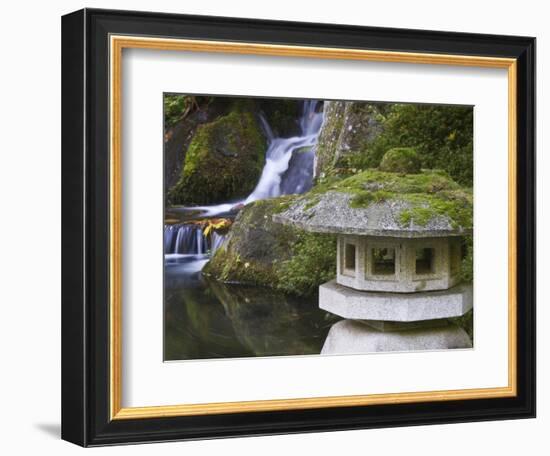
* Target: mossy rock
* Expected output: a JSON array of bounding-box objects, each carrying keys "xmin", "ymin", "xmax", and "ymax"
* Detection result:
[
  {"xmin": 315, "ymin": 101, "xmax": 385, "ymax": 177},
  {"xmin": 169, "ymin": 109, "xmax": 267, "ymax": 205},
  {"xmin": 204, "ymin": 197, "xmax": 299, "ymax": 287},
  {"xmin": 204, "ymin": 196, "xmax": 337, "ymax": 297},
  {"xmin": 379, "ymin": 147, "xmax": 422, "ymax": 174}
]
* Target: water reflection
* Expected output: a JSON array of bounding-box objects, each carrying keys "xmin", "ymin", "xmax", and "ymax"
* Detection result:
[{"xmin": 164, "ymin": 254, "xmax": 339, "ymax": 361}]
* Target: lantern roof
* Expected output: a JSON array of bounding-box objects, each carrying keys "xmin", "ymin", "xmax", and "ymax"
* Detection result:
[{"xmin": 273, "ymin": 169, "xmax": 472, "ymax": 238}]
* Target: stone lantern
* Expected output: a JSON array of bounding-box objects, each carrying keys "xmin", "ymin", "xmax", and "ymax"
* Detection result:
[{"xmin": 273, "ymin": 159, "xmax": 473, "ymax": 353}]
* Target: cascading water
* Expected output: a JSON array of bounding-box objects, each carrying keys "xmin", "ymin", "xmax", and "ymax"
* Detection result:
[
  {"xmin": 244, "ymin": 100, "xmax": 323, "ymax": 204},
  {"xmin": 194, "ymin": 100, "xmax": 324, "ymax": 216},
  {"xmin": 164, "ymin": 224, "xmax": 224, "ymax": 255},
  {"xmin": 165, "ymin": 100, "xmax": 324, "ymax": 271},
  {"xmin": 210, "ymin": 232, "xmax": 226, "ymax": 254}
]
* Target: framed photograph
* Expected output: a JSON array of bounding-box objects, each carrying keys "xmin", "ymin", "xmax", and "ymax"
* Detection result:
[{"xmin": 61, "ymin": 8, "xmax": 535, "ymax": 446}]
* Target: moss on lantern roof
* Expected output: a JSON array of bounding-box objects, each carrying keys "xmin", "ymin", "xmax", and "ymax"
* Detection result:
[{"xmin": 273, "ymin": 168, "xmax": 472, "ymax": 238}]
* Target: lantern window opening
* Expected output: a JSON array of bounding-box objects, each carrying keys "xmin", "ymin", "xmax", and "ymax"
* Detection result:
[
  {"xmin": 415, "ymin": 247, "xmax": 435, "ymax": 275},
  {"xmin": 343, "ymin": 242, "xmax": 357, "ymax": 276},
  {"xmin": 371, "ymin": 247, "xmax": 396, "ymax": 276}
]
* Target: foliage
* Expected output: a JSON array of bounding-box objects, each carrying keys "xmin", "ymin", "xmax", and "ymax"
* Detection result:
[
  {"xmin": 379, "ymin": 147, "xmax": 422, "ymax": 174},
  {"xmin": 164, "ymin": 94, "xmax": 215, "ymax": 128},
  {"xmin": 163, "ymin": 95, "xmax": 199, "ymax": 128},
  {"xmin": 164, "ymin": 95, "xmax": 187, "ymax": 127},
  {"xmin": 275, "ymin": 232, "xmax": 337, "ymax": 297},
  {"xmin": 344, "ymin": 103, "xmax": 473, "ymax": 186},
  {"xmin": 460, "ymin": 235, "xmax": 473, "ymax": 283},
  {"xmin": 202, "ymin": 218, "xmax": 232, "ymax": 237}
]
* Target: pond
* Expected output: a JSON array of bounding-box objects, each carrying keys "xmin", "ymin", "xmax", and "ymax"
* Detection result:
[{"xmin": 164, "ymin": 253, "xmax": 339, "ymax": 361}]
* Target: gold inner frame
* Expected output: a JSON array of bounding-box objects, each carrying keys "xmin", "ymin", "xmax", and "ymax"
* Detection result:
[{"xmin": 109, "ymin": 35, "xmax": 518, "ymax": 420}]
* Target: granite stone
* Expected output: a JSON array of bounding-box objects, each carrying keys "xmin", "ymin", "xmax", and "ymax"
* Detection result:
[
  {"xmin": 335, "ymin": 235, "xmax": 462, "ymax": 293},
  {"xmin": 319, "ymin": 280, "xmax": 473, "ymax": 321},
  {"xmin": 321, "ymin": 319, "xmax": 472, "ymax": 354},
  {"xmin": 273, "ymin": 191, "xmax": 471, "ymax": 238}
]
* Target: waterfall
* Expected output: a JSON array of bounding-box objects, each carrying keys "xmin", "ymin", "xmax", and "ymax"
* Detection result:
[
  {"xmin": 165, "ymin": 100, "xmax": 324, "ymax": 270},
  {"xmin": 164, "ymin": 224, "xmax": 225, "ymax": 255},
  {"xmin": 195, "ymin": 100, "xmax": 324, "ymax": 216},
  {"xmin": 244, "ymin": 100, "xmax": 323, "ymax": 204}
]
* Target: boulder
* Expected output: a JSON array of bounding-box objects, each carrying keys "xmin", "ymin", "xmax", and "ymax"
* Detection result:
[
  {"xmin": 169, "ymin": 109, "xmax": 267, "ymax": 205},
  {"xmin": 204, "ymin": 196, "xmax": 337, "ymax": 296},
  {"xmin": 203, "ymin": 197, "xmax": 300, "ymax": 287}
]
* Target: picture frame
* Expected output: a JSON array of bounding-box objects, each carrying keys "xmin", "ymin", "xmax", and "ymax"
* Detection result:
[{"xmin": 61, "ymin": 8, "xmax": 536, "ymax": 447}]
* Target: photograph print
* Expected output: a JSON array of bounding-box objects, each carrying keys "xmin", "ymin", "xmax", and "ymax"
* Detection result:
[{"xmin": 163, "ymin": 95, "xmax": 474, "ymax": 361}]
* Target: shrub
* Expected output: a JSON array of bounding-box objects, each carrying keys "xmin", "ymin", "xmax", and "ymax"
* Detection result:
[
  {"xmin": 379, "ymin": 147, "xmax": 422, "ymax": 174},
  {"xmin": 275, "ymin": 232, "xmax": 337, "ymax": 297},
  {"xmin": 361, "ymin": 104, "xmax": 473, "ymax": 186}
]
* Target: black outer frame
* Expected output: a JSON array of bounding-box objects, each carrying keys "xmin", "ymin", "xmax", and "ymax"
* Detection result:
[{"xmin": 61, "ymin": 8, "xmax": 536, "ymax": 447}]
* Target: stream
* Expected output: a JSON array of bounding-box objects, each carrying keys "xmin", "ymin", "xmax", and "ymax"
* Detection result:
[{"xmin": 164, "ymin": 100, "xmax": 338, "ymax": 361}]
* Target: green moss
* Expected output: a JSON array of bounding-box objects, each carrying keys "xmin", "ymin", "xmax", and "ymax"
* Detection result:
[
  {"xmin": 306, "ymin": 169, "xmax": 472, "ymax": 230},
  {"xmin": 275, "ymin": 232, "xmax": 337, "ymax": 297},
  {"xmin": 315, "ymin": 102, "xmax": 346, "ymax": 176},
  {"xmin": 362, "ymin": 103, "xmax": 473, "ymax": 185},
  {"xmin": 204, "ymin": 195, "xmax": 336, "ymax": 297},
  {"xmin": 270, "ymin": 195, "xmax": 299, "ymax": 214},
  {"xmin": 397, "ymin": 189, "xmax": 473, "ymax": 228},
  {"xmin": 324, "ymin": 103, "xmax": 473, "ymax": 185},
  {"xmin": 210, "ymin": 247, "xmax": 279, "ymax": 287},
  {"xmin": 204, "ymin": 197, "xmax": 299, "ymax": 287},
  {"xmin": 303, "ymin": 196, "xmax": 321, "ymax": 211},
  {"xmin": 350, "ymin": 190, "xmax": 393, "ymax": 208},
  {"xmin": 379, "ymin": 147, "xmax": 422, "ymax": 174},
  {"xmin": 169, "ymin": 109, "xmax": 266, "ymax": 205},
  {"xmin": 311, "ymin": 169, "xmax": 457, "ymax": 197},
  {"xmin": 164, "ymin": 94, "xmax": 189, "ymax": 127}
]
